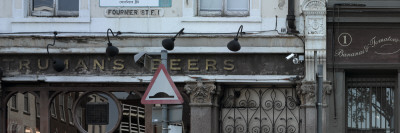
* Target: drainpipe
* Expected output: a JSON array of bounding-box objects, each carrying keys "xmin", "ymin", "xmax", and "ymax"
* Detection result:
[{"xmin": 287, "ymin": 0, "xmax": 299, "ymax": 34}]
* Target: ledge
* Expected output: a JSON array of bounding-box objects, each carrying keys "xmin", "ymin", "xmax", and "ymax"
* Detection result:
[{"xmin": 181, "ymin": 17, "xmax": 262, "ymax": 23}]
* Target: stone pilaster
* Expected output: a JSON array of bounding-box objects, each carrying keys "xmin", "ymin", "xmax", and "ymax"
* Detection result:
[
  {"xmin": 184, "ymin": 80, "xmax": 218, "ymax": 133},
  {"xmin": 297, "ymin": 81, "xmax": 332, "ymax": 133},
  {"xmin": 302, "ymin": 0, "xmax": 327, "ymax": 81},
  {"xmin": 300, "ymin": 1, "xmax": 328, "ymax": 132}
]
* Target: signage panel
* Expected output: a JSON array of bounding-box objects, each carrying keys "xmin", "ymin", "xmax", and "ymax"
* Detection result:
[
  {"xmin": 328, "ymin": 28, "xmax": 400, "ymax": 64},
  {"xmin": 0, "ymin": 54, "xmax": 304, "ymax": 76},
  {"xmin": 100, "ymin": 0, "xmax": 159, "ymax": 7}
]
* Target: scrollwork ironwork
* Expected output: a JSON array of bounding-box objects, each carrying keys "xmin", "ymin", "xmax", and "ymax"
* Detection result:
[{"xmin": 221, "ymin": 88, "xmax": 300, "ymax": 133}]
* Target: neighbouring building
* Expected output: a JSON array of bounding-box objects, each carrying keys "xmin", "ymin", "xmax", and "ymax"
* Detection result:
[
  {"xmin": 326, "ymin": 0, "xmax": 400, "ymax": 133},
  {"xmin": 0, "ymin": 0, "xmax": 330, "ymax": 133}
]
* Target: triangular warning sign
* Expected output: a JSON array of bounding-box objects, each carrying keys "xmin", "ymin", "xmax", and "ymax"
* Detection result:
[{"xmin": 141, "ymin": 64, "xmax": 184, "ymax": 104}]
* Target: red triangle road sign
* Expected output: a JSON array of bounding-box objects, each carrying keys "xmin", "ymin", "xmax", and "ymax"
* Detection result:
[{"xmin": 141, "ymin": 64, "xmax": 184, "ymax": 104}]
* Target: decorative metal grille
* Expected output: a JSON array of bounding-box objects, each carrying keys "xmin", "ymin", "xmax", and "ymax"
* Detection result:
[
  {"xmin": 346, "ymin": 76, "xmax": 395, "ymax": 133},
  {"xmin": 220, "ymin": 88, "xmax": 300, "ymax": 133}
]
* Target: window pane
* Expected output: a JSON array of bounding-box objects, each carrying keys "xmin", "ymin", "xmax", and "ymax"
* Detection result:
[
  {"xmin": 33, "ymin": 0, "xmax": 54, "ymax": 12},
  {"xmin": 200, "ymin": 0, "xmax": 222, "ymax": 11},
  {"xmin": 227, "ymin": 0, "xmax": 248, "ymax": 11},
  {"xmin": 58, "ymin": 0, "xmax": 79, "ymax": 11}
]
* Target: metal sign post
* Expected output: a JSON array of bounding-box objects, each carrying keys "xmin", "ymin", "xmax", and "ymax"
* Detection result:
[{"xmin": 161, "ymin": 50, "xmax": 168, "ymax": 133}]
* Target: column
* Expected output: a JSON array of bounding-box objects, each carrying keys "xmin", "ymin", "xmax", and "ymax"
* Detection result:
[{"xmin": 184, "ymin": 80, "xmax": 218, "ymax": 133}]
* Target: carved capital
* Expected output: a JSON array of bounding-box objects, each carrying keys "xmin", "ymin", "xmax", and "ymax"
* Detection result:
[
  {"xmin": 297, "ymin": 81, "xmax": 316, "ymax": 106},
  {"xmin": 297, "ymin": 81, "xmax": 332, "ymax": 106},
  {"xmin": 184, "ymin": 80, "xmax": 216, "ymax": 105}
]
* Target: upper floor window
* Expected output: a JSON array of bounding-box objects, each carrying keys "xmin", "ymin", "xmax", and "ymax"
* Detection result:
[
  {"xmin": 198, "ymin": 0, "xmax": 249, "ymax": 17},
  {"xmin": 31, "ymin": 0, "xmax": 79, "ymax": 17}
]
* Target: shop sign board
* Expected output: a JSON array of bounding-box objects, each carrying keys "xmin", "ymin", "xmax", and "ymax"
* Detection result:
[
  {"xmin": 141, "ymin": 64, "xmax": 183, "ymax": 104},
  {"xmin": 100, "ymin": 0, "xmax": 159, "ymax": 7},
  {"xmin": 0, "ymin": 54, "xmax": 304, "ymax": 76},
  {"xmin": 328, "ymin": 28, "xmax": 400, "ymax": 64}
]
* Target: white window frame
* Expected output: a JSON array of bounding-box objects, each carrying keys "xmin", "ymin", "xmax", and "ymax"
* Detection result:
[
  {"xmin": 182, "ymin": 0, "xmax": 261, "ymax": 23},
  {"xmin": 30, "ymin": 0, "xmax": 79, "ymax": 17},
  {"xmin": 12, "ymin": 0, "xmax": 90, "ymax": 23},
  {"xmin": 197, "ymin": 0, "xmax": 249, "ymax": 17}
]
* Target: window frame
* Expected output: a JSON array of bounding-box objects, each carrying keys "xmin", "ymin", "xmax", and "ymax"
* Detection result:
[
  {"xmin": 67, "ymin": 94, "xmax": 74, "ymax": 125},
  {"xmin": 59, "ymin": 94, "xmax": 66, "ymax": 121},
  {"xmin": 197, "ymin": 0, "xmax": 249, "ymax": 17},
  {"xmin": 50, "ymin": 100, "xmax": 57, "ymax": 118},
  {"xmin": 10, "ymin": 94, "xmax": 18, "ymax": 111},
  {"xmin": 30, "ymin": 0, "xmax": 79, "ymax": 17},
  {"xmin": 23, "ymin": 93, "xmax": 30, "ymax": 114}
]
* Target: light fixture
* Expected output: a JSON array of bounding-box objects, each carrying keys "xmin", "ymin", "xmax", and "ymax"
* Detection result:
[
  {"xmin": 227, "ymin": 25, "xmax": 244, "ymax": 52},
  {"xmin": 47, "ymin": 31, "xmax": 65, "ymax": 72},
  {"xmin": 162, "ymin": 28, "xmax": 184, "ymax": 50},
  {"xmin": 106, "ymin": 28, "xmax": 121, "ymax": 57}
]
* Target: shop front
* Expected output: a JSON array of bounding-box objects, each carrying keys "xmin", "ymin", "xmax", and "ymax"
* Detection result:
[
  {"xmin": 0, "ymin": 50, "xmax": 304, "ymax": 132},
  {"xmin": 327, "ymin": 25, "xmax": 400, "ymax": 133}
]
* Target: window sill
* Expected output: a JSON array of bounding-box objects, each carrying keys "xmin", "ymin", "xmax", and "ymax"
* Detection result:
[
  {"xmin": 11, "ymin": 108, "xmax": 18, "ymax": 112},
  {"xmin": 12, "ymin": 17, "xmax": 90, "ymax": 23},
  {"xmin": 181, "ymin": 17, "xmax": 261, "ymax": 23},
  {"xmin": 23, "ymin": 111, "xmax": 31, "ymax": 115}
]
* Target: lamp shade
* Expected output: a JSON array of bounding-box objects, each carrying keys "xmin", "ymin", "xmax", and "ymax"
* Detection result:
[
  {"xmin": 162, "ymin": 38, "xmax": 175, "ymax": 50},
  {"xmin": 53, "ymin": 58, "xmax": 65, "ymax": 72},
  {"xmin": 227, "ymin": 38, "xmax": 241, "ymax": 52},
  {"xmin": 106, "ymin": 43, "xmax": 119, "ymax": 57}
]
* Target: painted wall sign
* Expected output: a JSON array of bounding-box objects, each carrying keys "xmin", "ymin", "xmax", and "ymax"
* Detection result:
[
  {"xmin": 100, "ymin": 0, "xmax": 159, "ymax": 7},
  {"xmin": 327, "ymin": 28, "xmax": 400, "ymax": 64},
  {"xmin": 0, "ymin": 54, "xmax": 303, "ymax": 76},
  {"xmin": 105, "ymin": 8, "xmax": 163, "ymax": 17}
]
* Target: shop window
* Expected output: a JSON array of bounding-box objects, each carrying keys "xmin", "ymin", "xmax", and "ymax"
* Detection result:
[
  {"xmin": 31, "ymin": 0, "xmax": 79, "ymax": 17},
  {"xmin": 346, "ymin": 76, "xmax": 396, "ymax": 132},
  {"xmin": 24, "ymin": 93, "xmax": 30, "ymax": 114},
  {"xmin": 59, "ymin": 94, "xmax": 66, "ymax": 121},
  {"xmin": 198, "ymin": 0, "xmax": 249, "ymax": 17}
]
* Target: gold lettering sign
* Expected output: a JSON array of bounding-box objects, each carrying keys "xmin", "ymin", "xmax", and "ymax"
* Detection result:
[
  {"xmin": 113, "ymin": 59, "xmax": 125, "ymax": 70},
  {"xmin": 188, "ymin": 59, "xmax": 199, "ymax": 71},
  {"xmin": 170, "ymin": 59, "xmax": 181, "ymax": 71}
]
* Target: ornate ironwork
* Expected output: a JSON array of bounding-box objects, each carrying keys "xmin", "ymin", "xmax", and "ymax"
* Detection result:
[{"xmin": 220, "ymin": 87, "xmax": 300, "ymax": 133}]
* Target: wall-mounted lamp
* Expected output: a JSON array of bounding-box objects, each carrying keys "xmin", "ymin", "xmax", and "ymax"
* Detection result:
[
  {"xmin": 227, "ymin": 25, "xmax": 244, "ymax": 52},
  {"xmin": 106, "ymin": 28, "xmax": 121, "ymax": 57},
  {"xmin": 162, "ymin": 28, "xmax": 184, "ymax": 51},
  {"xmin": 47, "ymin": 31, "xmax": 65, "ymax": 72}
]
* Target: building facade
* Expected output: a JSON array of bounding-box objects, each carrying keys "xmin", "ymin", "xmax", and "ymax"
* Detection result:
[
  {"xmin": 0, "ymin": 0, "xmax": 329, "ymax": 133},
  {"xmin": 326, "ymin": 0, "xmax": 400, "ymax": 133}
]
